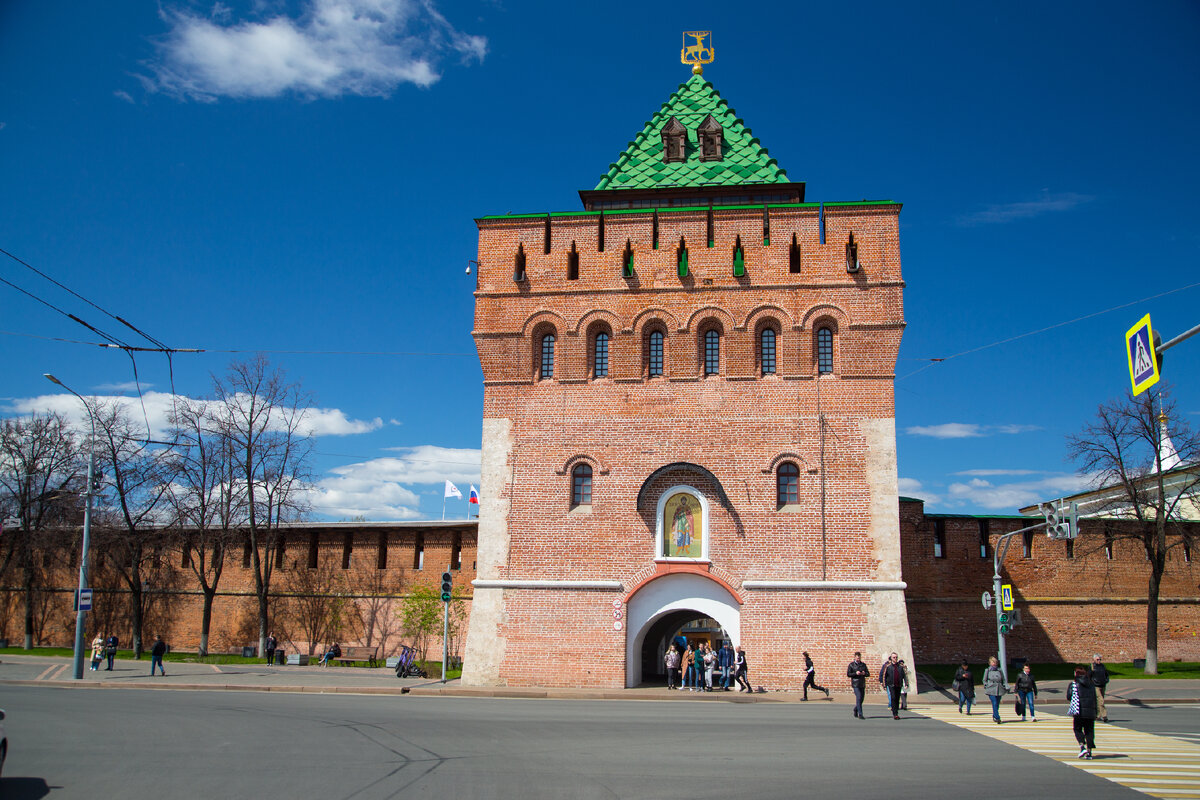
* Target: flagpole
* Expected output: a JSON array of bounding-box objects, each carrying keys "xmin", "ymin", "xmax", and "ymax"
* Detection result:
[{"xmin": 442, "ymin": 494, "xmax": 446, "ymax": 521}]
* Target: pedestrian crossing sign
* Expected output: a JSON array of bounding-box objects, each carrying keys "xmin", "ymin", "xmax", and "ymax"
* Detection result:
[
  {"xmin": 1000, "ymin": 584, "xmax": 1014, "ymax": 612},
  {"xmin": 1126, "ymin": 314, "xmax": 1159, "ymax": 396}
]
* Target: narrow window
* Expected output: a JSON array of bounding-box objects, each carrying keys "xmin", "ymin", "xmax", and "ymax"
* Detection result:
[
  {"xmin": 648, "ymin": 330, "xmax": 664, "ymax": 378},
  {"xmin": 979, "ymin": 519, "xmax": 991, "ymax": 559},
  {"xmin": 572, "ymin": 464, "xmax": 593, "ymax": 506},
  {"xmin": 275, "ymin": 533, "xmax": 286, "ymax": 568},
  {"xmin": 413, "ymin": 533, "xmax": 424, "ymax": 570},
  {"xmin": 732, "ymin": 235, "xmax": 745, "ymax": 277},
  {"xmin": 817, "ymin": 327, "xmax": 834, "ymax": 374},
  {"xmin": 594, "ymin": 332, "xmax": 609, "ymax": 378},
  {"xmin": 707, "ymin": 207, "xmax": 714, "ymax": 247},
  {"xmin": 622, "ymin": 239, "xmax": 634, "ymax": 278},
  {"xmin": 377, "ymin": 531, "xmax": 388, "ymax": 570},
  {"xmin": 1105, "ymin": 534, "xmax": 1114, "ymax": 560},
  {"xmin": 762, "ymin": 207, "xmax": 770, "ymax": 246},
  {"xmin": 704, "ymin": 329, "xmax": 720, "ymax": 376},
  {"xmin": 212, "ymin": 540, "xmax": 223, "ymax": 568},
  {"xmin": 308, "ymin": 531, "xmax": 319, "ymax": 569},
  {"xmin": 1022, "ymin": 531, "xmax": 1033, "ymax": 559},
  {"xmin": 845, "ymin": 232, "xmax": 859, "ymax": 272},
  {"xmin": 567, "ymin": 241, "xmax": 579, "ymax": 280},
  {"xmin": 934, "ymin": 520, "xmax": 946, "ymax": 559},
  {"xmin": 777, "ymin": 462, "xmax": 799, "ymax": 507},
  {"xmin": 543, "ymin": 215, "xmax": 551, "ymax": 254},
  {"xmin": 341, "ymin": 531, "xmax": 353, "ymax": 569},
  {"xmin": 760, "ymin": 328, "xmax": 777, "ymax": 376},
  {"xmin": 677, "ymin": 237, "xmax": 688, "ymax": 278},
  {"xmin": 789, "ymin": 233, "xmax": 801, "ymax": 273},
  {"xmin": 1182, "ymin": 539, "xmax": 1192, "ymax": 563},
  {"xmin": 451, "ymin": 531, "xmax": 462, "ymax": 570},
  {"xmin": 598, "ymin": 212, "xmax": 605, "ymax": 252},
  {"xmin": 181, "ymin": 546, "xmax": 191, "ymax": 569},
  {"xmin": 1065, "ymin": 539, "xmax": 1075, "ymax": 559},
  {"xmin": 513, "ymin": 243, "xmax": 526, "ymax": 282},
  {"xmin": 243, "ymin": 539, "xmax": 252, "ymax": 569},
  {"xmin": 540, "ymin": 333, "xmax": 555, "ymax": 380},
  {"xmin": 652, "ymin": 210, "xmax": 659, "ymax": 250}
]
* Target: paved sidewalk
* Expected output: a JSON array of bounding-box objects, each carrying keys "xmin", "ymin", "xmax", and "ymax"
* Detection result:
[{"xmin": 2, "ymin": 654, "xmax": 1197, "ymax": 704}]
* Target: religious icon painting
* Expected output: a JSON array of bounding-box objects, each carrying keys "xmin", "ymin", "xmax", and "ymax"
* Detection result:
[{"xmin": 663, "ymin": 491, "xmax": 703, "ymax": 558}]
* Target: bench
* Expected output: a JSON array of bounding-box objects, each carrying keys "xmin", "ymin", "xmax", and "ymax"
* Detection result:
[{"xmin": 333, "ymin": 646, "xmax": 379, "ymax": 667}]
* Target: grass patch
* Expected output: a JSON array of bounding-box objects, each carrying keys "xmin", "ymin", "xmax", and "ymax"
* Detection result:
[{"xmin": 921, "ymin": 661, "xmax": 1200, "ymax": 687}]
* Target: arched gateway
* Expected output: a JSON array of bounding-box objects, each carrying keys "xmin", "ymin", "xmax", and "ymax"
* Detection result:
[
  {"xmin": 461, "ymin": 66, "xmax": 913, "ymax": 690},
  {"xmin": 625, "ymin": 572, "xmax": 740, "ymax": 687}
]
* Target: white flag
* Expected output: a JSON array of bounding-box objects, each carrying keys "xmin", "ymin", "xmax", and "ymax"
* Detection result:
[{"xmin": 444, "ymin": 480, "xmax": 462, "ymax": 499}]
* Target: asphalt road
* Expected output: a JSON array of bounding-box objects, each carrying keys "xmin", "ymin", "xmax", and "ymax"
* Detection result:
[{"xmin": 3, "ymin": 688, "xmax": 1192, "ymax": 799}]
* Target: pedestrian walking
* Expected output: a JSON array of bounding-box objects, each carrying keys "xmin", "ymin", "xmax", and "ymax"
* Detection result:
[
  {"xmin": 898, "ymin": 659, "xmax": 910, "ymax": 710},
  {"xmin": 1014, "ymin": 663, "xmax": 1038, "ymax": 721},
  {"xmin": 952, "ymin": 660, "xmax": 975, "ymax": 714},
  {"xmin": 983, "ymin": 656, "xmax": 1006, "ymax": 724},
  {"xmin": 265, "ymin": 632, "xmax": 278, "ymax": 665},
  {"xmin": 879, "ymin": 652, "xmax": 905, "ymax": 719},
  {"xmin": 90, "ymin": 635, "xmax": 104, "ymax": 671},
  {"xmin": 664, "ymin": 645, "xmax": 680, "ymax": 689},
  {"xmin": 719, "ymin": 642, "xmax": 736, "ymax": 691},
  {"xmin": 801, "ymin": 651, "xmax": 829, "ymax": 700},
  {"xmin": 702, "ymin": 643, "xmax": 716, "ymax": 691},
  {"xmin": 735, "ymin": 646, "xmax": 751, "ymax": 692},
  {"xmin": 105, "ymin": 633, "xmax": 119, "ymax": 670},
  {"xmin": 150, "ymin": 635, "xmax": 167, "ymax": 676},
  {"xmin": 1090, "ymin": 653, "xmax": 1110, "ymax": 722},
  {"xmin": 846, "ymin": 651, "xmax": 869, "ymax": 719},
  {"xmin": 1067, "ymin": 665, "xmax": 1098, "ymax": 758}
]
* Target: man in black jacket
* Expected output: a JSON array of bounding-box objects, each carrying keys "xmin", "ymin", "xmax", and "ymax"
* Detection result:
[
  {"xmin": 879, "ymin": 652, "xmax": 905, "ymax": 720},
  {"xmin": 847, "ymin": 652, "xmax": 869, "ymax": 719},
  {"xmin": 1090, "ymin": 654, "xmax": 1110, "ymax": 722}
]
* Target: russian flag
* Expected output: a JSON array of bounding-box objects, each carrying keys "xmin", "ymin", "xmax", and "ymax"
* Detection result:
[{"xmin": 468, "ymin": 485, "xmax": 480, "ymax": 504}]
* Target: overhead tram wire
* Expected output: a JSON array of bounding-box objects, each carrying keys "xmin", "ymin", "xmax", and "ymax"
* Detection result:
[{"xmin": 898, "ymin": 279, "xmax": 1200, "ymax": 381}]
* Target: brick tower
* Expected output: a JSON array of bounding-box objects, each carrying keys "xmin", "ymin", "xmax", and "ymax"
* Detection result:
[{"xmin": 463, "ymin": 68, "xmax": 913, "ymax": 688}]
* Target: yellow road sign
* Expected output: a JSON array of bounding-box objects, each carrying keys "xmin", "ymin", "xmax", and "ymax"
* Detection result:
[
  {"xmin": 1000, "ymin": 584, "xmax": 1014, "ymax": 612},
  {"xmin": 1126, "ymin": 313, "xmax": 1160, "ymax": 396}
]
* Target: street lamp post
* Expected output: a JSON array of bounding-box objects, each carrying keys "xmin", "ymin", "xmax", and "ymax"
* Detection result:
[{"xmin": 44, "ymin": 373, "xmax": 96, "ymax": 681}]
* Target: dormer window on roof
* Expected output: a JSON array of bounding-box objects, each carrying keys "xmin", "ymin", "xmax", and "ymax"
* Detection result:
[
  {"xmin": 698, "ymin": 114, "xmax": 723, "ymax": 162},
  {"xmin": 662, "ymin": 117, "xmax": 687, "ymax": 163}
]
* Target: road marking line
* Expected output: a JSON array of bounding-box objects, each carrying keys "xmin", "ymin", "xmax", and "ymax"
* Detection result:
[
  {"xmin": 913, "ymin": 705, "xmax": 1200, "ymax": 799},
  {"xmin": 35, "ymin": 665, "xmax": 57, "ymax": 681}
]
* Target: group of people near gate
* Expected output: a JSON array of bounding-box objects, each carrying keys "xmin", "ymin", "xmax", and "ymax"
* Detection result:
[{"xmin": 664, "ymin": 641, "xmax": 751, "ymax": 692}]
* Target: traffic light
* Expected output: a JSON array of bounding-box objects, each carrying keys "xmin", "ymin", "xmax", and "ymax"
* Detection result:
[
  {"xmin": 1065, "ymin": 502, "xmax": 1080, "ymax": 539},
  {"xmin": 1040, "ymin": 503, "xmax": 1060, "ymax": 537},
  {"xmin": 998, "ymin": 612, "xmax": 1010, "ymax": 636},
  {"xmin": 440, "ymin": 571, "xmax": 453, "ymax": 602}
]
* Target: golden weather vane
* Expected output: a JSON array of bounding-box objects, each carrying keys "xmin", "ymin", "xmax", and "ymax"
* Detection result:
[{"xmin": 680, "ymin": 31, "xmax": 714, "ymax": 75}]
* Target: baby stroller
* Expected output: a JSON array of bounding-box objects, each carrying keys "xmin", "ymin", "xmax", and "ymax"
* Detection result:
[{"xmin": 395, "ymin": 645, "xmax": 427, "ymax": 678}]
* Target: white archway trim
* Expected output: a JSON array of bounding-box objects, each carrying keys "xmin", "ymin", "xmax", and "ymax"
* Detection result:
[
  {"xmin": 625, "ymin": 572, "xmax": 740, "ymax": 688},
  {"xmin": 742, "ymin": 580, "xmax": 907, "ymax": 590},
  {"xmin": 654, "ymin": 485, "xmax": 710, "ymax": 560},
  {"xmin": 472, "ymin": 579, "xmax": 623, "ymax": 590}
]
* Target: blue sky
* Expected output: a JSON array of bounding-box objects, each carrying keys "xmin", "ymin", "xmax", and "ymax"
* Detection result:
[{"xmin": 2, "ymin": 0, "xmax": 1198, "ymax": 520}]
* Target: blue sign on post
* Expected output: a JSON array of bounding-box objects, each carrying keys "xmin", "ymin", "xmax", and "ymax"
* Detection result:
[
  {"xmin": 1126, "ymin": 313, "xmax": 1159, "ymax": 396},
  {"xmin": 76, "ymin": 588, "xmax": 92, "ymax": 611}
]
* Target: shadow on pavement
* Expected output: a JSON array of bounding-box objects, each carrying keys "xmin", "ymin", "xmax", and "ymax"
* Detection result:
[{"xmin": 1, "ymin": 776, "xmax": 54, "ymax": 798}]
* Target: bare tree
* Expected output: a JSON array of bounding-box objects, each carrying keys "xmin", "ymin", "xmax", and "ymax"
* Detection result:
[
  {"xmin": 211, "ymin": 356, "xmax": 314, "ymax": 656},
  {"xmin": 277, "ymin": 551, "xmax": 360, "ymax": 656},
  {"xmin": 164, "ymin": 396, "xmax": 244, "ymax": 656},
  {"xmin": 89, "ymin": 399, "xmax": 172, "ymax": 657},
  {"xmin": 351, "ymin": 566, "xmax": 403, "ymax": 657},
  {"xmin": 1067, "ymin": 391, "xmax": 1200, "ymax": 674},
  {"xmin": 0, "ymin": 412, "xmax": 83, "ymax": 648}
]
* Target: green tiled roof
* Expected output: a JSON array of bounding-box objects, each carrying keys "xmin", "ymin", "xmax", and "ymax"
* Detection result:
[{"xmin": 594, "ymin": 74, "xmax": 790, "ymax": 191}]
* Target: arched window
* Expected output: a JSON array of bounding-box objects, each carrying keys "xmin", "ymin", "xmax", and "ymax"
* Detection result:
[
  {"xmin": 760, "ymin": 327, "xmax": 777, "ymax": 375},
  {"xmin": 704, "ymin": 329, "xmax": 720, "ymax": 376},
  {"xmin": 777, "ymin": 462, "xmax": 800, "ymax": 507},
  {"xmin": 572, "ymin": 464, "xmax": 593, "ymax": 506},
  {"xmin": 648, "ymin": 330, "xmax": 664, "ymax": 378},
  {"xmin": 593, "ymin": 331, "xmax": 609, "ymax": 379},
  {"xmin": 817, "ymin": 327, "xmax": 834, "ymax": 374},
  {"xmin": 540, "ymin": 333, "xmax": 556, "ymax": 380}
]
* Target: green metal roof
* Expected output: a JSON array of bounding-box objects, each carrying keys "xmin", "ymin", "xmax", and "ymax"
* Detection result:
[{"xmin": 594, "ymin": 74, "xmax": 790, "ymax": 191}]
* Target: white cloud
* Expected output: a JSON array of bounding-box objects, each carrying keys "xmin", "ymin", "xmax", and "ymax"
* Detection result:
[
  {"xmin": 113, "ymin": 90, "xmax": 135, "ymax": 104},
  {"xmin": 898, "ymin": 477, "xmax": 941, "ymax": 506},
  {"xmin": 953, "ymin": 469, "xmax": 1037, "ymax": 477},
  {"xmin": 92, "ymin": 380, "xmax": 148, "ymax": 393},
  {"xmin": 905, "ymin": 422, "xmax": 1041, "ymax": 439},
  {"xmin": 957, "ymin": 191, "xmax": 1094, "ymax": 226},
  {"xmin": 147, "ymin": 0, "xmax": 486, "ymax": 101},
  {"xmin": 304, "ymin": 445, "xmax": 481, "ymax": 519},
  {"xmin": 942, "ymin": 473, "xmax": 1094, "ymax": 511},
  {"xmin": 4, "ymin": 391, "xmax": 380, "ymax": 440}
]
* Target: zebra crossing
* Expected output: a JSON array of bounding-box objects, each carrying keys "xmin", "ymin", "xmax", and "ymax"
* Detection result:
[{"xmin": 915, "ymin": 704, "xmax": 1200, "ymax": 798}]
